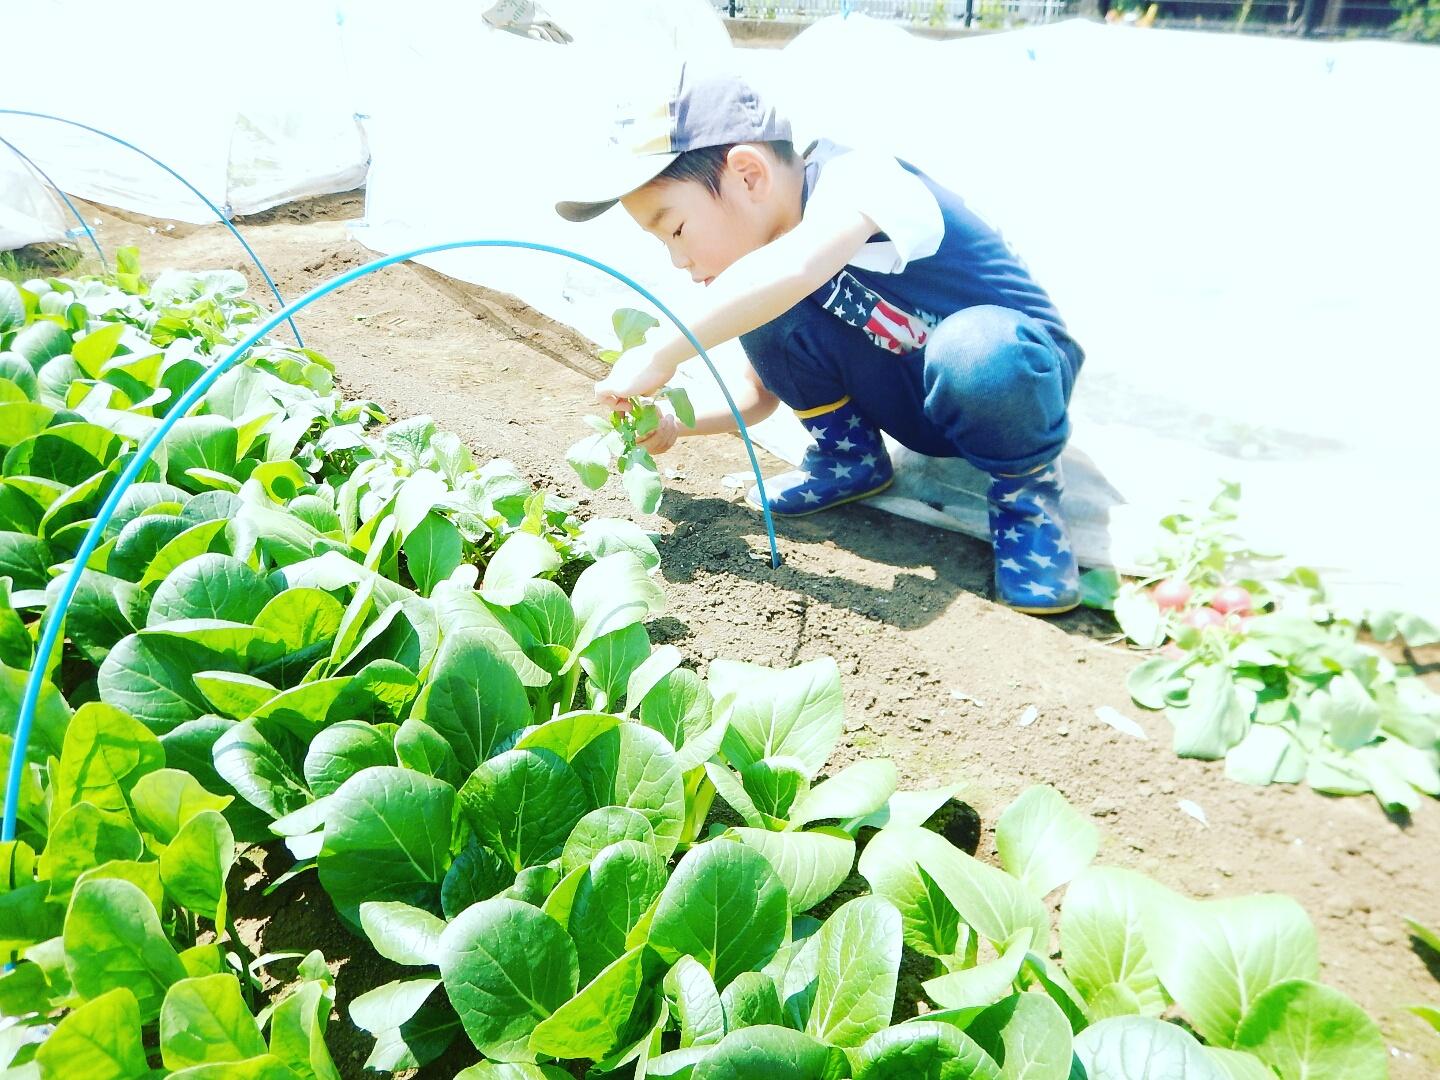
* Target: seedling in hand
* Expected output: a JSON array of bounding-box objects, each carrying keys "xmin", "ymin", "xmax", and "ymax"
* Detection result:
[{"xmin": 567, "ymin": 308, "xmax": 694, "ymax": 514}]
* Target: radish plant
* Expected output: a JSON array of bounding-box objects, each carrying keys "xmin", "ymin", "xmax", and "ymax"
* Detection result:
[{"xmin": 1082, "ymin": 484, "xmax": 1440, "ymax": 811}]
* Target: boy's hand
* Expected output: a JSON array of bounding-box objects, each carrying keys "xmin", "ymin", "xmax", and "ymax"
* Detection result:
[
  {"xmin": 637, "ymin": 407, "xmax": 681, "ymax": 455},
  {"xmin": 595, "ymin": 345, "xmax": 679, "ymax": 412}
]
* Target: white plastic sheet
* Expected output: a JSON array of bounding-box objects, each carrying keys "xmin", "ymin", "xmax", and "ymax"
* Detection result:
[
  {"xmin": 0, "ymin": 0, "xmax": 367, "ymax": 224},
  {"xmin": 0, "ymin": 151, "xmax": 67, "ymax": 251},
  {"xmin": 353, "ymin": 11, "xmax": 1440, "ymax": 621}
]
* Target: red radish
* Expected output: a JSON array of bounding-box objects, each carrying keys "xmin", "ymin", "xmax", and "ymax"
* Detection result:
[
  {"xmin": 1182, "ymin": 606, "xmax": 1224, "ymax": 631},
  {"xmin": 1229, "ymin": 614, "xmax": 1253, "ymax": 634},
  {"xmin": 1152, "ymin": 578, "xmax": 1193, "ymax": 611},
  {"xmin": 1211, "ymin": 585, "xmax": 1253, "ymax": 616}
]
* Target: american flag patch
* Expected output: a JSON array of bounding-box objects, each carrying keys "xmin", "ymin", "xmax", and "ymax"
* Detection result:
[{"xmin": 820, "ymin": 271, "xmax": 936, "ymax": 355}]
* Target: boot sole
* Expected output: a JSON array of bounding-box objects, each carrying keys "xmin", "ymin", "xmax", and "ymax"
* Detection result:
[
  {"xmin": 745, "ymin": 476, "xmax": 895, "ymax": 517},
  {"xmin": 999, "ymin": 598, "xmax": 1081, "ymax": 616}
]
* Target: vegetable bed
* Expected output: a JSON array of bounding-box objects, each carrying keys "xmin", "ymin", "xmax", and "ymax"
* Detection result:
[{"xmin": 0, "ymin": 254, "xmax": 1415, "ymax": 1079}]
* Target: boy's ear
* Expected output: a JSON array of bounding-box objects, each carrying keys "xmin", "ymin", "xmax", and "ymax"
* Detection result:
[{"xmin": 724, "ymin": 144, "xmax": 773, "ymax": 201}]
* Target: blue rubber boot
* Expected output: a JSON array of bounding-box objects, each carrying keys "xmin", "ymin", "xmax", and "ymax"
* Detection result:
[
  {"xmin": 746, "ymin": 398, "xmax": 894, "ymax": 516},
  {"xmin": 988, "ymin": 463, "xmax": 1080, "ymax": 615}
]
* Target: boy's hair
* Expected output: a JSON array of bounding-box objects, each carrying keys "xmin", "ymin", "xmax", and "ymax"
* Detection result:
[{"xmin": 653, "ymin": 140, "xmax": 798, "ymax": 198}]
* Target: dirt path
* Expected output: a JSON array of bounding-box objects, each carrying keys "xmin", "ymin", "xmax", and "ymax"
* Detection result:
[{"xmin": 87, "ymin": 197, "xmax": 1440, "ymax": 1076}]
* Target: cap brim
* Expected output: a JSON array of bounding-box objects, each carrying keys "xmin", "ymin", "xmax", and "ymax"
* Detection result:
[{"xmin": 555, "ymin": 151, "xmax": 679, "ymax": 222}]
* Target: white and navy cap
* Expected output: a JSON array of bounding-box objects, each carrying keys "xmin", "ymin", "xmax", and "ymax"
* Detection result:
[{"xmin": 555, "ymin": 64, "xmax": 792, "ymax": 223}]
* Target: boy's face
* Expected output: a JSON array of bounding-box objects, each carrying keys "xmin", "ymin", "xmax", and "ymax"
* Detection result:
[{"xmin": 621, "ymin": 146, "xmax": 788, "ymax": 287}]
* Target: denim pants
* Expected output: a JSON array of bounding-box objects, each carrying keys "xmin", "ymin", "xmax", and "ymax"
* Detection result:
[{"xmin": 740, "ymin": 301, "xmax": 1081, "ymax": 476}]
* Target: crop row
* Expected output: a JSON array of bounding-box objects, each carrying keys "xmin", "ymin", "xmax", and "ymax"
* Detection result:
[{"xmin": 0, "ymin": 259, "xmax": 1391, "ymax": 1078}]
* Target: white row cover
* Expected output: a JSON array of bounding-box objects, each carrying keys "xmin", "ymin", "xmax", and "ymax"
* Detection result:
[
  {"xmin": 0, "ymin": 0, "xmax": 367, "ymax": 229},
  {"xmin": 0, "ymin": 151, "xmax": 69, "ymax": 251}
]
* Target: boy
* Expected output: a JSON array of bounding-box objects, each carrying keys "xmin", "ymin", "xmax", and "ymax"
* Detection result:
[{"xmin": 556, "ymin": 66, "xmax": 1084, "ymax": 615}]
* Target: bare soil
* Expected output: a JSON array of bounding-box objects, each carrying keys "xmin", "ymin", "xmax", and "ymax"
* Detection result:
[{"xmin": 81, "ymin": 196, "xmax": 1439, "ymax": 1077}]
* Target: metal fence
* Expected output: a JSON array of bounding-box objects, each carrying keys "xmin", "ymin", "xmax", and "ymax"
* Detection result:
[{"xmin": 713, "ymin": 0, "xmax": 1076, "ymax": 26}]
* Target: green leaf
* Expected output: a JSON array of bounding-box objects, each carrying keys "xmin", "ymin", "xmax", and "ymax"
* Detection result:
[
  {"xmin": 34, "ymin": 987, "xmax": 148, "ymax": 1080},
  {"xmin": 0, "ymin": 282, "xmax": 23, "ymax": 334},
  {"xmin": 359, "ymin": 901, "xmax": 447, "ymax": 966},
  {"xmin": 164, "ymin": 416, "xmax": 238, "ymax": 491},
  {"xmin": 436, "ymin": 840, "xmax": 508, "ymax": 923},
  {"xmin": 691, "ymin": 1025, "xmax": 849, "ymax": 1080},
  {"xmin": 741, "ymin": 757, "xmax": 809, "ymax": 824},
  {"xmin": 612, "ymin": 308, "xmax": 660, "ymax": 352},
  {"xmin": 567, "ymin": 433, "xmax": 613, "ymax": 491},
  {"xmin": 483, "ymin": 532, "xmax": 562, "ymax": 607},
  {"xmin": 568, "ymin": 839, "xmax": 667, "ymax": 985},
  {"xmin": 853, "ymin": 1021, "xmax": 1001, "ymax": 1079},
  {"xmin": 74, "ymin": 859, "xmax": 164, "ymax": 916},
  {"xmin": 0, "ymin": 661, "xmax": 72, "ymax": 759},
  {"xmin": 578, "ymin": 518, "xmax": 661, "ymax": 571},
  {"xmin": 253, "ymin": 587, "xmax": 345, "ymax": 653},
  {"xmin": 732, "ymin": 827, "xmax": 854, "ymax": 912},
  {"xmin": 858, "ymin": 836, "xmax": 961, "ymax": 961},
  {"xmin": 160, "ymin": 974, "xmax": 267, "ymax": 1070},
  {"xmin": 63, "ymin": 878, "xmax": 186, "ymax": 1021},
  {"xmin": 1142, "ymin": 894, "xmax": 1318, "ymax": 1046},
  {"xmin": 1071, "ymin": 1016, "xmax": 1224, "ymax": 1079},
  {"xmin": 9, "ymin": 320, "xmax": 71, "ymax": 369},
  {"xmin": 130, "ymin": 767, "xmax": 231, "ymax": 844},
  {"xmin": 921, "ymin": 928, "xmax": 1033, "ymax": 1018},
  {"xmin": 517, "ymin": 711, "xmax": 621, "ymax": 763},
  {"xmin": 1203, "ymin": 1048, "xmax": 1275, "ymax": 1080},
  {"xmin": 1126, "ymin": 656, "xmax": 1187, "ymax": 711},
  {"xmin": 1232, "ymin": 979, "xmax": 1386, "ymax": 1080},
  {"xmin": 212, "ymin": 719, "xmax": 310, "ymax": 821},
  {"xmin": 711, "ymin": 658, "xmax": 844, "ymax": 779},
  {"xmin": 350, "ymin": 976, "xmax": 442, "ymax": 1034},
  {"xmin": 721, "ymin": 971, "xmax": 782, "ymax": 1029},
  {"xmin": 804, "ymin": 895, "xmax": 902, "ymax": 1048},
  {"xmin": 862, "ymin": 826, "xmax": 1049, "ymax": 950},
  {"xmin": 659, "ymin": 387, "xmax": 696, "ymax": 428},
  {"xmin": 559, "ymin": 806, "xmax": 656, "ymax": 875},
  {"xmin": 789, "ymin": 759, "xmax": 897, "ymax": 829},
  {"xmin": 530, "ymin": 944, "xmax": 649, "ymax": 1060},
  {"xmin": 1307, "ymin": 670, "xmax": 1381, "ymax": 752},
  {"xmin": 619, "ymin": 447, "xmax": 663, "ymax": 514},
  {"xmin": 318, "ymin": 766, "xmax": 456, "ymax": 923},
  {"xmin": 650, "ymin": 840, "xmax": 789, "ymax": 990},
  {"xmin": 160, "ymin": 811, "xmax": 235, "ymax": 924},
  {"xmin": 0, "ymin": 531, "xmax": 51, "ymax": 591},
  {"xmin": 1166, "ymin": 664, "xmax": 1251, "ymax": 760},
  {"xmin": 146, "ymin": 554, "xmax": 274, "ymax": 627},
  {"xmin": 1113, "ymin": 583, "xmax": 1166, "ymax": 649},
  {"xmin": 166, "ymin": 1054, "xmax": 303, "ymax": 1078},
  {"xmin": 97, "ymin": 631, "xmax": 229, "ymax": 733},
  {"xmin": 267, "ymin": 977, "xmax": 342, "ymax": 1080},
  {"xmin": 572, "ymin": 722, "xmax": 686, "ymax": 858},
  {"xmin": 666, "ymin": 955, "xmax": 726, "ymax": 1049},
  {"xmin": 41, "ymin": 802, "xmax": 143, "ymax": 901},
  {"xmin": 1224, "ymin": 724, "xmax": 1307, "ymax": 787},
  {"xmin": 964, "ymin": 992, "xmax": 1073, "ymax": 1080},
  {"xmin": 135, "ymin": 519, "xmax": 233, "ymax": 590},
  {"xmin": 414, "ymin": 630, "xmax": 531, "ymax": 773},
  {"xmin": 568, "ymin": 551, "xmax": 665, "ymax": 658},
  {"xmin": 1078, "ymin": 568, "xmax": 1121, "ymax": 611},
  {"xmin": 403, "ymin": 512, "xmax": 463, "ymax": 597},
  {"xmin": 304, "ymin": 721, "xmax": 396, "ymax": 797},
  {"xmin": 1059, "ymin": 867, "xmax": 1170, "ymax": 1018},
  {"xmin": 438, "ymin": 897, "xmax": 579, "ymax": 1062},
  {"xmin": 460, "ymin": 748, "xmax": 590, "ymax": 872},
  {"xmin": 394, "ymin": 718, "xmax": 464, "ymax": 786},
  {"xmin": 51, "ymin": 701, "xmax": 165, "ymax": 823},
  {"xmin": 581, "ymin": 622, "xmax": 652, "ymax": 711},
  {"xmin": 994, "ymin": 785, "xmax": 1098, "ymax": 899},
  {"xmin": 639, "ymin": 668, "xmax": 714, "ymax": 757}
]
